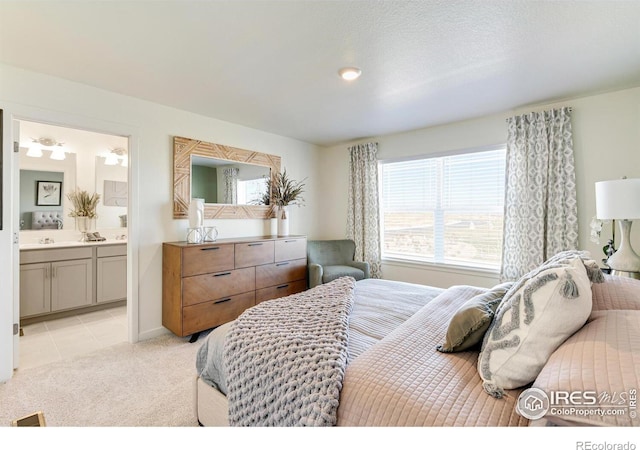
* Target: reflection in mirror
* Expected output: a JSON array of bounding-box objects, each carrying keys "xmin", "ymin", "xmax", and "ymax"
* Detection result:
[
  {"xmin": 95, "ymin": 156, "xmax": 128, "ymax": 228},
  {"xmin": 19, "ymin": 149, "xmax": 76, "ymax": 230},
  {"xmin": 19, "ymin": 120, "xmax": 129, "ymax": 232},
  {"xmin": 191, "ymin": 156, "xmax": 270, "ymax": 205},
  {"xmin": 19, "ymin": 169, "xmax": 65, "ymax": 230}
]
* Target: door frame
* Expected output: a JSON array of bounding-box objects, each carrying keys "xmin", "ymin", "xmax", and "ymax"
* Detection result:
[{"xmin": 0, "ymin": 102, "xmax": 140, "ymax": 381}]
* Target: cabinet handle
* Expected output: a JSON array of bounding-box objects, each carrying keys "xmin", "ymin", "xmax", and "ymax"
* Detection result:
[
  {"xmin": 284, "ymin": 240, "xmax": 297, "ymax": 243},
  {"xmin": 214, "ymin": 298, "xmax": 232, "ymax": 304},
  {"xmin": 214, "ymin": 272, "xmax": 231, "ymax": 277},
  {"xmin": 201, "ymin": 247, "xmax": 220, "ymax": 251},
  {"xmin": 248, "ymin": 243, "xmax": 263, "ymax": 247},
  {"xmin": 277, "ymin": 284, "xmax": 290, "ymax": 289},
  {"xmin": 45, "ymin": 266, "xmax": 49, "ymax": 279},
  {"xmin": 276, "ymin": 262, "xmax": 289, "ymax": 267},
  {"xmin": 52, "ymin": 267, "xmax": 56, "ymax": 278}
]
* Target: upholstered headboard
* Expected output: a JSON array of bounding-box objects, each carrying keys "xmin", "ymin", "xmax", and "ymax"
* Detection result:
[{"xmin": 31, "ymin": 211, "xmax": 63, "ymax": 230}]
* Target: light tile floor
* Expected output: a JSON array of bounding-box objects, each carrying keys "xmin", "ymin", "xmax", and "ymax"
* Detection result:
[{"xmin": 18, "ymin": 305, "xmax": 128, "ymax": 371}]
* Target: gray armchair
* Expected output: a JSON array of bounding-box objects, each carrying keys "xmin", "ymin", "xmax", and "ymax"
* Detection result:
[{"xmin": 307, "ymin": 239, "xmax": 370, "ymax": 288}]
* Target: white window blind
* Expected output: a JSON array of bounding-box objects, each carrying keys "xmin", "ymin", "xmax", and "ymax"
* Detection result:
[{"xmin": 380, "ymin": 147, "xmax": 506, "ymax": 270}]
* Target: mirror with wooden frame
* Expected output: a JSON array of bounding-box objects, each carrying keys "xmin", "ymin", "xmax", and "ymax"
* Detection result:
[{"xmin": 173, "ymin": 136, "xmax": 281, "ymax": 219}]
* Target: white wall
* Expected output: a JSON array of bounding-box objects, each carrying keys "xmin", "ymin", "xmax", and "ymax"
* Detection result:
[
  {"xmin": 317, "ymin": 86, "xmax": 640, "ymax": 289},
  {"xmin": 0, "ymin": 63, "xmax": 320, "ymax": 348}
]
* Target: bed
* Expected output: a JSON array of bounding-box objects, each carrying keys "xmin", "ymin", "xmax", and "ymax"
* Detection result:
[{"xmin": 194, "ymin": 253, "xmax": 640, "ymax": 427}]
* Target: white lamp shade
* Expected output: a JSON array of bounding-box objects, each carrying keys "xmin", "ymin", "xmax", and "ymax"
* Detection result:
[
  {"xmin": 49, "ymin": 146, "xmax": 66, "ymax": 160},
  {"xmin": 595, "ymin": 178, "xmax": 640, "ymax": 220}
]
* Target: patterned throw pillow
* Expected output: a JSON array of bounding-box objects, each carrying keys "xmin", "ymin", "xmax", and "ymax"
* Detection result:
[
  {"xmin": 436, "ymin": 282, "xmax": 513, "ymax": 353},
  {"xmin": 477, "ymin": 257, "xmax": 593, "ymax": 398}
]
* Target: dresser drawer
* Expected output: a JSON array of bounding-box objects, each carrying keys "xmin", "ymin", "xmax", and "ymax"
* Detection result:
[
  {"xmin": 235, "ymin": 241, "xmax": 274, "ymax": 268},
  {"xmin": 182, "ymin": 244, "xmax": 234, "ymax": 277},
  {"xmin": 182, "ymin": 267, "xmax": 255, "ymax": 307},
  {"xmin": 274, "ymin": 238, "xmax": 307, "ymax": 262},
  {"xmin": 255, "ymin": 258, "xmax": 307, "ymax": 289},
  {"xmin": 182, "ymin": 291, "xmax": 255, "ymax": 335},
  {"xmin": 255, "ymin": 279, "xmax": 307, "ymax": 304}
]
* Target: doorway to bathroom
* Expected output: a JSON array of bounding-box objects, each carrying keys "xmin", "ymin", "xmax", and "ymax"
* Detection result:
[{"xmin": 16, "ymin": 119, "xmax": 130, "ymax": 370}]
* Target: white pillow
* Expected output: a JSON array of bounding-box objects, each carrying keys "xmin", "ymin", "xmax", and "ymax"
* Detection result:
[{"xmin": 477, "ymin": 257, "xmax": 593, "ymax": 398}]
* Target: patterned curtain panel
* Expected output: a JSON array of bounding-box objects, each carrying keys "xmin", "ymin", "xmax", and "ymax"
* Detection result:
[
  {"xmin": 347, "ymin": 142, "xmax": 382, "ymax": 279},
  {"xmin": 501, "ymin": 107, "xmax": 579, "ymax": 281},
  {"xmin": 224, "ymin": 168, "xmax": 239, "ymax": 204}
]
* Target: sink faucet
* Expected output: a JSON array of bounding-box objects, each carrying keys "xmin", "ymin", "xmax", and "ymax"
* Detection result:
[{"xmin": 54, "ymin": 218, "xmax": 63, "ymax": 229}]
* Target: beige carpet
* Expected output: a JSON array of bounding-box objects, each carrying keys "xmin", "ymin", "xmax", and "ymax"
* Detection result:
[{"xmin": 0, "ymin": 332, "xmax": 208, "ymax": 427}]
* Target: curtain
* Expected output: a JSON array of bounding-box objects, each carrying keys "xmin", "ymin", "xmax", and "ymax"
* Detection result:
[
  {"xmin": 223, "ymin": 168, "xmax": 239, "ymax": 204},
  {"xmin": 501, "ymin": 107, "xmax": 578, "ymax": 281},
  {"xmin": 347, "ymin": 142, "xmax": 382, "ymax": 278}
]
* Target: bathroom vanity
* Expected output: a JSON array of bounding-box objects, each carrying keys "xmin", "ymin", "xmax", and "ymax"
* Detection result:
[{"xmin": 19, "ymin": 241, "xmax": 127, "ymax": 323}]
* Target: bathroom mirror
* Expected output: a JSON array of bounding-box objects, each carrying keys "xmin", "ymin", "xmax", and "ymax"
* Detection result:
[{"xmin": 173, "ymin": 136, "xmax": 280, "ymax": 219}]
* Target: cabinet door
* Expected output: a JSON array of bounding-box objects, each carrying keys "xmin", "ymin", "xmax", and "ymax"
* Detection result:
[
  {"xmin": 97, "ymin": 255, "xmax": 127, "ymax": 303},
  {"xmin": 51, "ymin": 258, "xmax": 93, "ymax": 312},
  {"xmin": 20, "ymin": 263, "xmax": 51, "ymax": 318}
]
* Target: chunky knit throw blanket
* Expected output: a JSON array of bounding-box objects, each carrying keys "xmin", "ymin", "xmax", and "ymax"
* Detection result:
[{"xmin": 223, "ymin": 276, "xmax": 356, "ymax": 426}]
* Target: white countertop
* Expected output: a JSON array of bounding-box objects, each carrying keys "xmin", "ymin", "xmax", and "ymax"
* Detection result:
[{"xmin": 20, "ymin": 240, "xmax": 127, "ymax": 250}]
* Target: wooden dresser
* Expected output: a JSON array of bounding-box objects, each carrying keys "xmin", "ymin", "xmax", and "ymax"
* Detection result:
[{"xmin": 162, "ymin": 235, "xmax": 307, "ymax": 339}]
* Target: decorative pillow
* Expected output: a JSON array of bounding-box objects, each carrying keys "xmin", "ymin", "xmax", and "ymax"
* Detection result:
[
  {"xmin": 531, "ymin": 310, "xmax": 640, "ymax": 426},
  {"xmin": 436, "ymin": 282, "xmax": 513, "ymax": 353},
  {"xmin": 477, "ymin": 257, "xmax": 593, "ymax": 398}
]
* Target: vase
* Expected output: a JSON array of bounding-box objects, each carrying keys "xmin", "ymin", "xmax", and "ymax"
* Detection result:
[
  {"xmin": 277, "ymin": 206, "xmax": 289, "ymax": 237},
  {"xmin": 76, "ymin": 216, "xmax": 91, "ymax": 242},
  {"xmin": 188, "ymin": 198, "xmax": 204, "ymax": 229}
]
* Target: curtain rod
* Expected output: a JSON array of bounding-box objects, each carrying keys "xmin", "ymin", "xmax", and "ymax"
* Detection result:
[{"xmin": 506, "ymin": 107, "xmax": 573, "ymax": 121}]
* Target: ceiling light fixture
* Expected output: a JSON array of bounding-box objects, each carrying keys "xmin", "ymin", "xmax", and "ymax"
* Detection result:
[{"xmin": 338, "ymin": 67, "xmax": 362, "ymax": 81}]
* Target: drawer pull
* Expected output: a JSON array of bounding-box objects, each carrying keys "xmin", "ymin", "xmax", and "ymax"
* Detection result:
[
  {"xmin": 214, "ymin": 272, "xmax": 232, "ymax": 277},
  {"xmin": 248, "ymin": 243, "xmax": 264, "ymax": 247},
  {"xmin": 201, "ymin": 247, "xmax": 220, "ymax": 251},
  {"xmin": 277, "ymin": 284, "xmax": 290, "ymax": 289},
  {"xmin": 284, "ymin": 240, "xmax": 297, "ymax": 243},
  {"xmin": 276, "ymin": 262, "xmax": 289, "ymax": 267},
  {"xmin": 214, "ymin": 298, "xmax": 232, "ymax": 304}
]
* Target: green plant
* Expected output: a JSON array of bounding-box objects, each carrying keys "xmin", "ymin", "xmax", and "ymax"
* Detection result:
[
  {"xmin": 272, "ymin": 168, "xmax": 306, "ymax": 208},
  {"xmin": 67, "ymin": 188, "xmax": 100, "ymax": 219}
]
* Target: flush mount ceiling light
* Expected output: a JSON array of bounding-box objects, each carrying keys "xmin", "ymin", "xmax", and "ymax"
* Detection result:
[{"xmin": 338, "ymin": 67, "xmax": 362, "ymax": 81}]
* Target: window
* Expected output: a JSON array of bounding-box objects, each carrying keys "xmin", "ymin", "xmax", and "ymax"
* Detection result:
[{"xmin": 380, "ymin": 146, "xmax": 506, "ymax": 270}]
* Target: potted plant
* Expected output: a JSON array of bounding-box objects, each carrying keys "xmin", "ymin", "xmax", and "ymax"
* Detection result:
[
  {"xmin": 67, "ymin": 188, "xmax": 100, "ymax": 240},
  {"xmin": 272, "ymin": 169, "xmax": 305, "ymax": 236}
]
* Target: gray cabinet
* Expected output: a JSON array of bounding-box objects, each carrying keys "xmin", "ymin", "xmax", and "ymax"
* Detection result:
[
  {"xmin": 20, "ymin": 243, "xmax": 127, "ymax": 320},
  {"xmin": 20, "ymin": 247, "xmax": 93, "ymax": 318},
  {"xmin": 97, "ymin": 245, "xmax": 127, "ymax": 303}
]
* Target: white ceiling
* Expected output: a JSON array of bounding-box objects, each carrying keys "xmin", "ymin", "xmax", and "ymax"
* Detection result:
[{"xmin": 1, "ymin": 1, "xmax": 640, "ymax": 147}]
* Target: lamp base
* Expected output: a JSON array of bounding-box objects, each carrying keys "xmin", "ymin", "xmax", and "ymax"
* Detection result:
[{"xmin": 605, "ymin": 219, "xmax": 640, "ymax": 273}]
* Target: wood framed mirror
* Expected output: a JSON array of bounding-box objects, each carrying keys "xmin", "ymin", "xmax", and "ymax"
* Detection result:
[{"xmin": 173, "ymin": 136, "xmax": 281, "ymax": 219}]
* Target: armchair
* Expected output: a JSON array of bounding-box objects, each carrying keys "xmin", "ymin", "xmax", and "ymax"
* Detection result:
[{"xmin": 307, "ymin": 239, "xmax": 370, "ymax": 288}]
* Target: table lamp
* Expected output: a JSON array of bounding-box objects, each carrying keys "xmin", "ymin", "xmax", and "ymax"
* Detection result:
[{"xmin": 595, "ymin": 177, "xmax": 640, "ymax": 279}]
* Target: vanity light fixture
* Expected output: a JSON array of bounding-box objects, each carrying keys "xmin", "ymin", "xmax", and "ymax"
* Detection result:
[
  {"xmin": 338, "ymin": 67, "xmax": 362, "ymax": 81},
  {"xmin": 104, "ymin": 147, "xmax": 127, "ymax": 166},
  {"xmin": 27, "ymin": 137, "xmax": 66, "ymax": 159},
  {"xmin": 26, "ymin": 139, "xmax": 43, "ymax": 158},
  {"xmin": 50, "ymin": 144, "xmax": 66, "ymax": 160}
]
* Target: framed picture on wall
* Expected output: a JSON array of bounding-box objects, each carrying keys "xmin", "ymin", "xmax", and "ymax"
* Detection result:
[{"xmin": 36, "ymin": 180, "xmax": 62, "ymax": 206}]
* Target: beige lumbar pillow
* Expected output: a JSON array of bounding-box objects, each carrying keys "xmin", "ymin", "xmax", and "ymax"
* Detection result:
[
  {"xmin": 437, "ymin": 282, "xmax": 513, "ymax": 353},
  {"xmin": 477, "ymin": 256, "xmax": 593, "ymax": 398}
]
